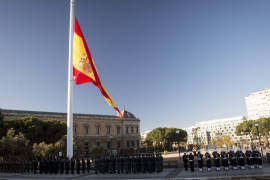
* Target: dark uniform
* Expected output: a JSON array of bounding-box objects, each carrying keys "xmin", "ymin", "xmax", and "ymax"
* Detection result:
[
  {"xmin": 71, "ymin": 158, "xmax": 75, "ymax": 174},
  {"xmin": 221, "ymin": 150, "xmax": 229, "ymax": 170},
  {"xmin": 94, "ymin": 157, "xmax": 99, "ymax": 174},
  {"xmin": 197, "ymin": 151, "xmax": 203, "ymax": 171},
  {"xmin": 257, "ymin": 150, "xmax": 263, "ymax": 168},
  {"xmin": 87, "ymin": 158, "xmax": 91, "ymax": 173},
  {"xmin": 82, "ymin": 158, "xmax": 85, "ymax": 174},
  {"xmin": 76, "ymin": 158, "xmax": 80, "ymax": 174},
  {"xmin": 188, "ymin": 152, "xmax": 194, "ymax": 172},
  {"xmin": 245, "ymin": 149, "xmax": 252, "ymax": 168},
  {"xmin": 212, "ymin": 150, "xmax": 220, "ymax": 171},
  {"xmin": 237, "ymin": 150, "xmax": 245, "ymax": 169},
  {"xmin": 205, "ymin": 151, "xmax": 211, "ymax": 171},
  {"xmin": 65, "ymin": 159, "xmax": 70, "ymax": 174},
  {"xmin": 229, "ymin": 150, "xmax": 237, "ymax": 170}
]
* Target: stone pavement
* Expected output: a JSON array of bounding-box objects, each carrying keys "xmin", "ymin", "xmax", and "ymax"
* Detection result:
[
  {"xmin": 176, "ymin": 164, "xmax": 270, "ymax": 179},
  {"xmin": 1, "ymin": 165, "xmax": 270, "ymax": 180},
  {"xmin": 0, "ymin": 168, "xmax": 174, "ymax": 180}
]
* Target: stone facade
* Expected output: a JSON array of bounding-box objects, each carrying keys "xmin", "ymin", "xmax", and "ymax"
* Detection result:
[{"xmin": 1, "ymin": 109, "xmax": 141, "ymax": 154}]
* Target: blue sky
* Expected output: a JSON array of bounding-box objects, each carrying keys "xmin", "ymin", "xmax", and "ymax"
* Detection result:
[{"xmin": 1, "ymin": 0, "xmax": 270, "ymax": 133}]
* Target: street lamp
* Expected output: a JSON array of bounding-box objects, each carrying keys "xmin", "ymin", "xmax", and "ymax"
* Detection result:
[
  {"xmin": 176, "ymin": 130, "xmax": 180, "ymax": 161},
  {"xmin": 255, "ymin": 123, "xmax": 263, "ymax": 156}
]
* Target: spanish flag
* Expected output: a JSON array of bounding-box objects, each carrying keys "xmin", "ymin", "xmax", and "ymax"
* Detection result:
[{"xmin": 73, "ymin": 17, "xmax": 123, "ymax": 119}]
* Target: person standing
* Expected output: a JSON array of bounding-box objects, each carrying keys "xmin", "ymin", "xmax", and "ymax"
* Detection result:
[
  {"xmin": 212, "ymin": 150, "xmax": 220, "ymax": 171},
  {"xmin": 188, "ymin": 152, "xmax": 194, "ymax": 172},
  {"xmin": 205, "ymin": 151, "xmax": 212, "ymax": 171},
  {"xmin": 229, "ymin": 149, "xmax": 237, "ymax": 170},
  {"xmin": 197, "ymin": 150, "xmax": 203, "ymax": 172},
  {"xmin": 86, "ymin": 158, "xmax": 91, "ymax": 173},
  {"xmin": 221, "ymin": 150, "xmax": 229, "ymax": 170},
  {"xmin": 182, "ymin": 152, "xmax": 188, "ymax": 171}
]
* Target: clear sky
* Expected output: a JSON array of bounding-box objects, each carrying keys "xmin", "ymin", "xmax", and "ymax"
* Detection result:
[{"xmin": 1, "ymin": 0, "xmax": 270, "ymax": 133}]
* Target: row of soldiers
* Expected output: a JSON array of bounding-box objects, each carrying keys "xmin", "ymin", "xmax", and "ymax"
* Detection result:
[
  {"xmin": 0, "ymin": 160, "xmax": 38, "ymax": 173},
  {"xmin": 0, "ymin": 154, "xmax": 163, "ymax": 174},
  {"xmin": 94, "ymin": 154, "xmax": 163, "ymax": 174},
  {"xmin": 183, "ymin": 149, "xmax": 263, "ymax": 172}
]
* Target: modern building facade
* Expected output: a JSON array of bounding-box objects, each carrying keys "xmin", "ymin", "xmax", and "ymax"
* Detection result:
[
  {"xmin": 185, "ymin": 116, "xmax": 248, "ymax": 145},
  {"xmin": 1, "ymin": 109, "xmax": 141, "ymax": 154},
  {"xmin": 245, "ymin": 87, "xmax": 270, "ymax": 120}
]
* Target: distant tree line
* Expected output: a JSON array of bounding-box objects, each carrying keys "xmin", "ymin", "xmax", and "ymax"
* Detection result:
[
  {"xmin": 235, "ymin": 117, "xmax": 270, "ymax": 148},
  {"xmin": 144, "ymin": 127, "xmax": 187, "ymax": 152}
]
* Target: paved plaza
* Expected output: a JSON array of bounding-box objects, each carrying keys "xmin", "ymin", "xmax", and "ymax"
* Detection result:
[{"xmin": 1, "ymin": 164, "xmax": 270, "ymax": 180}]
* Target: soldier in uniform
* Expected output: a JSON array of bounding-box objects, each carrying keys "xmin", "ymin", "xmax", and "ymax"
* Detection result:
[
  {"xmin": 212, "ymin": 150, "xmax": 220, "ymax": 171},
  {"xmin": 86, "ymin": 158, "xmax": 91, "ymax": 173},
  {"xmin": 71, "ymin": 158, "xmax": 75, "ymax": 174},
  {"xmin": 188, "ymin": 151, "xmax": 194, "ymax": 172},
  {"xmin": 60, "ymin": 158, "xmax": 64, "ymax": 174},
  {"xmin": 141, "ymin": 155, "xmax": 146, "ymax": 173},
  {"xmin": 39, "ymin": 158, "xmax": 44, "ymax": 174},
  {"xmin": 76, "ymin": 158, "xmax": 80, "ymax": 174},
  {"xmin": 245, "ymin": 149, "xmax": 252, "ymax": 168},
  {"xmin": 82, "ymin": 158, "xmax": 85, "ymax": 174},
  {"xmin": 221, "ymin": 150, "xmax": 229, "ymax": 170},
  {"xmin": 197, "ymin": 150, "xmax": 203, "ymax": 172},
  {"xmin": 257, "ymin": 150, "xmax": 263, "ymax": 168},
  {"xmin": 229, "ymin": 149, "xmax": 237, "ymax": 170},
  {"xmin": 205, "ymin": 151, "xmax": 211, "ymax": 171},
  {"xmin": 65, "ymin": 158, "xmax": 70, "ymax": 174},
  {"xmin": 94, "ymin": 157, "xmax": 99, "ymax": 174},
  {"xmin": 33, "ymin": 159, "xmax": 38, "ymax": 174},
  {"xmin": 238, "ymin": 149, "xmax": 245, "ymax": 169}
]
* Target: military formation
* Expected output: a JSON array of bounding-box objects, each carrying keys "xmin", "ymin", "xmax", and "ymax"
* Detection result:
[
  {"xmin": 182, "ymin": 149, "xmax": 263, "ymax": 172},
  {"xmin": 94, "ymin": 154, "xmax": 163, "ymax": 174},
  {"xmin": 0, "ymin": 154, "xmax": 163, "ymax": 175}
]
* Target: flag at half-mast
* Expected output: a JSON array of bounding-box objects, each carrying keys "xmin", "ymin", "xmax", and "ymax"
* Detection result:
[{"xmin": 73, "ymin": 17, "xmax": 123, "ymax": 119}]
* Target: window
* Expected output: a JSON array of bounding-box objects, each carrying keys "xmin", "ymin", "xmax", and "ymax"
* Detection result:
[
  {"xmin": 131, "ymin": 141, "xmax": 134, "ymax": 147},
  {"xmin": 106, "ymin": 125, "xmax": 111, "ymax": 135},
  {"xmin": 74, "ymin": 124, "xmax": 77, "ymax": 134},
  {"xmin": 136, "ymin": 127, "xmax": 139, "ymax": 134},
  {"xmin": 96, "ymin": 142, "xmax": 100, "ymax": 146},
  {"xmin": 107, "ymin": 141, "xmax": 111, "ymax": 149},
  {"xmin": 95, "ymin": 125, "xmax": 100, "ymax": 135},
  {"xmin": 127, "ymin": 141, "xmax": 130, "ymax": 148},
  {"xmin": 131, "ymin": 127, "xmax": 134, "ymax": 134},
  {"xmin": 136, "ymin": 140, "xmax": 139, "ymax": 147},
  {"xmin": 84, "ymin": 142, "xmax": 89, "ymax": 152},
  {"xmin": 117, "ymin": 141, "xmax": 121, "ymax": 148},
  {"xmin": 117, "ymin": 126, "xmax": 121, "ymax": 135},
  {"xmin": 84, "ymin": 125, "xmax": 89, "ymax": 135},
  {"xmin": 126, "ymin": 126, "xmax": 129, "ymax": 134}
]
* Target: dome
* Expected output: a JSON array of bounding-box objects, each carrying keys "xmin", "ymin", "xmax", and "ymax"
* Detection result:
[{"xmin": 120, "ymin": 110, "xmax": 136, "ymax": 118}]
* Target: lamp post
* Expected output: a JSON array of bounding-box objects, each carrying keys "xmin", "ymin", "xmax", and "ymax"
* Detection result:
[
  {"xmin": 176, "ymin": 130, "xmax": 180, "ymax": 161},
  {"xmin": 255, "ymin": 123, "xmax": 263, "ymax": 156}
]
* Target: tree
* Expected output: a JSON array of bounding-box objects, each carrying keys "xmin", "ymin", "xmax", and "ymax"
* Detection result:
[
  {"xmin": 235, "ymin": 120, "xmax": 254, "ymax": 136},
  {"xmin": 0, "ymin": 110, "xmax": 4, "ymax": 137},
  {"xmin": 223, "ymin": 135, "xmax": 234, "ymax": 147},
  {"xmin": 145, "ymin": 127, "xmax": 187, "ymax": 151},
  {"xmin": 2, "ymin": 117, "xmax": 66, "ymax": 144},
  {"xmin": 0, "ymin": 128, "xmax": 32, "ymax": 159}
]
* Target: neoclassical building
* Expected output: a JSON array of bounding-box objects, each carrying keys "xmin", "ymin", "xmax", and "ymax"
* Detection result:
[{"xmin": 1, "ymin": 109, "xmax": 141, "ymax": 154}]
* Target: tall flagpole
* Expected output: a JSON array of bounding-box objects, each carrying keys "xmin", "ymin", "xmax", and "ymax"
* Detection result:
[{"xmin": 67, "ymin": 0, "xmax": 75, "ymax": 159}]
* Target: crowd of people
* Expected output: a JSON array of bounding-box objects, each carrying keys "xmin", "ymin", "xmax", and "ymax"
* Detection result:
[
  {"xmin": 0, "ymin": 154, "xmax": 163, "ymax": 174},
  {"xmin": 182, "ymin": 149, "xmax": 263, "ymax": 172}
]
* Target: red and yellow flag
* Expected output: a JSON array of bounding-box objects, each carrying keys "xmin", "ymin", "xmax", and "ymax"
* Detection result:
[{"xmin": 73, "ymin": 17, "xmax": 123, "ymax": 119}]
